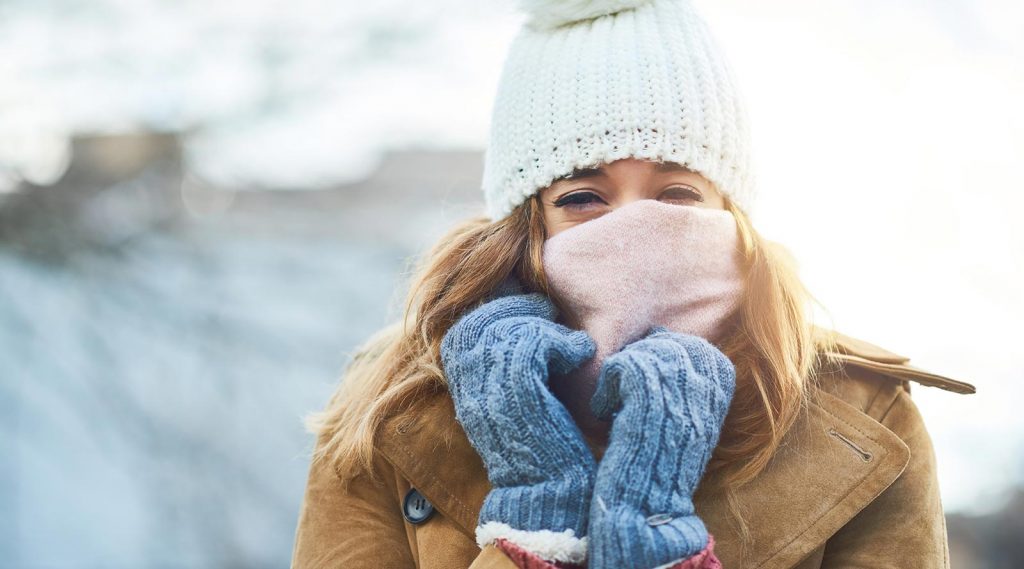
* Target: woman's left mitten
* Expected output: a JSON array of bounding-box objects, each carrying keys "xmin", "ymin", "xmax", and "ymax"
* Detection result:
[
  {"xmin": 441, "ymin": 292, "xmax": 599, "ymax": 564},
  {"xmin": 588, "ymin": 326, "xmax": 736, "ymax": 569}
]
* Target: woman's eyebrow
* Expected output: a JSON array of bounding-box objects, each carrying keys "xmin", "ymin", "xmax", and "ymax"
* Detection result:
[
  {"xmin": 561, "ymin": 167, "xmax": 605, "ymax": 180},
  {"xmin": 654, "ymin": 161, "xmax": 691, "ymax": 173},
  {"xmin": 557, "ymin": 161, "xmax": 690, "ymax": 182}
]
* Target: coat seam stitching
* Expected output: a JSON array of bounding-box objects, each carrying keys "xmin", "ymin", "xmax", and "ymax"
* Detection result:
[
  {"xmin": 876, "ymin": 387, "xmax": 903, "ymax": 424},
  {"xmin": 864, "ymin": 381, "xmax": 887, "ymax": 419}
]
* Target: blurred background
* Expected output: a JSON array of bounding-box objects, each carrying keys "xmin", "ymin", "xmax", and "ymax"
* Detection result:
[{"xmin": 1, "ymin": 0, "xmax": 1021, "ymax": 567}]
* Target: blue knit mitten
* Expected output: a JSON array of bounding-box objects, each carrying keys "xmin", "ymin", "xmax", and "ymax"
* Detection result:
[
  {"xmin": 587, "ymin": 326, "xmax": 736, "ymax": 569},
  {"xmin": 440, "ymin": 285, "xmax": 598, "ymax": 564}
]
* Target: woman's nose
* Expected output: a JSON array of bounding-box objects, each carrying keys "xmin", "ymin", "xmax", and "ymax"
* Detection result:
[{"xmin": 609, "ymin": 194, "xmax": 655, "ymax": 209}]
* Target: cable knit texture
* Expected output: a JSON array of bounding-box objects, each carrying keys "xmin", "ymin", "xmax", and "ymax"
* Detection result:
[
  {"xmin": 440, "ymin": 288, "xmax": 599, "ymax": 564},
  {"xmin": 587, "ymin": 326, "xmax": 736, "ymax": 569},
  {"xmin": 542, "ymin": 199, "xmax": 744, "ymax": 437},
  {"xmin": 482, "ymin": 0, "xmax": 754, "ymax": 220}
]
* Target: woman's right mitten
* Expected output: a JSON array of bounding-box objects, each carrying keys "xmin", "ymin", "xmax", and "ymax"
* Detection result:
[
  {"xmin": 587, "ymin": 326, "xmax": 736, "ymax": 569},
  {"xmin": 441, "ymin": 291, "xmax": 599, "ymax": 564}
]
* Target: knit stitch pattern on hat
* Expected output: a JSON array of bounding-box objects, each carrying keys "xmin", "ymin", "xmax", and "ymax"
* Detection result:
[
  {"xmin": 517, "ymin": 0, "xmax": 655, "ymax": 31},
  {"xmin": 481, "ymin": 0, "xmax": 755, "ymax": 221}
]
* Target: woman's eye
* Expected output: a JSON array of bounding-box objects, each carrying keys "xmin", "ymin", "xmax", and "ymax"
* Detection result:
[
  {"xmin": 553, "ymin": 191, "xmax": 605, "ymax": 210},
  {"xmin": 661, "ymin": 186, "xmax": 704, "ymax": 203}
]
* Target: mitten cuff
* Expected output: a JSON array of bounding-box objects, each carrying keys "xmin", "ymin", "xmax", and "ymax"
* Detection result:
[
  {"xmin": 476, "ymin": 480, "xmax": 592, "ymax": 564},
  {"xmin": 479, "ymin": 478, "xmax": 592, "ymax": 535},
  {"xmin": 495, "ymin": 533, "xmax": 723, "ymax": 569},
  {"xmin": 590, "ymin": 508, "xmax": 709, "ymax": 569},
  {"xmin": 478, "ymin": 522, "xmax": 588, "ymax": 565}
]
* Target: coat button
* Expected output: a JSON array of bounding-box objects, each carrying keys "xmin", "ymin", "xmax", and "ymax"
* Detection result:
[{"xmin": 403, "ymin": 487, "xmax": 435, "ymax": 525}]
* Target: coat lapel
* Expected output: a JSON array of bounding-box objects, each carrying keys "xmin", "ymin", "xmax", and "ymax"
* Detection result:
[
  {"xmin": 374, "ymin": 381, "xmax": 910, "ymax": 567},
  {"xmin": 690, "ymin": 387, "xmax": 910, "ymax": 568}
]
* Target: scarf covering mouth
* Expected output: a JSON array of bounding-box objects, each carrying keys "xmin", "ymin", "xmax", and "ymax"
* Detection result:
[{"xmin": 541, "ymin": 199, "xmax": 746, "ymax": 435}]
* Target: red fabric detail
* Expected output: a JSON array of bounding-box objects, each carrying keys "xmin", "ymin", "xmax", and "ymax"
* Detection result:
[
  {"xmin": 495, "ymin": 533, "xmax": 723, "ymax": 569},
  {"xmin": 664, "ymin": 534, "xmax": 723, "ymax": 569}
]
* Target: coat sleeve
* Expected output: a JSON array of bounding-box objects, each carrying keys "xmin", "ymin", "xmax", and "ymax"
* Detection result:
[
  {"xmin": 290, "ymin": 431, "xmax": 417, "ymax": 568},
  {"xmin": 820, "ymin": 386, "xmax": 951, "ymax": 568}
]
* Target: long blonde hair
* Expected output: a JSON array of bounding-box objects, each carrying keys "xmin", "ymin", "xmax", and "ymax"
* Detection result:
[{"xmin": 304, "ymin": 192, "xmax": 838, "ymax": 549}]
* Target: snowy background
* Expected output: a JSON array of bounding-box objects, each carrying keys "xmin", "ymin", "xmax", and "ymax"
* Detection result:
[{"xmin": 1, "ymin": 0, "xmax": 1022, "ymax": 567}]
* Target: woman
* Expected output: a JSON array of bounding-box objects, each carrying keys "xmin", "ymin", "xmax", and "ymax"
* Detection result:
[{"xmin": 291, "ymin": 1, "xmax": 976, "ymax": 568}]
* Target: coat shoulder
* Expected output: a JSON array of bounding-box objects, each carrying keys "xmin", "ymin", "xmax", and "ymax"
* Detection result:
[{"xmin": 809, "ymin": 326, "xmax": 976, "ymax": 421}]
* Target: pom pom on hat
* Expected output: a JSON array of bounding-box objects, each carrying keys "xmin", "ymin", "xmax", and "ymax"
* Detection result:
[{"xmin": 516, "ymin": 0, "xmax": 655, "ymax": 30}]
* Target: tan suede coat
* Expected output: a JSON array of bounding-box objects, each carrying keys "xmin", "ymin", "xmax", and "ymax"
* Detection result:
[{"xmin": 291, "ymin": 327, "xmax": 976, "ymax": 569}]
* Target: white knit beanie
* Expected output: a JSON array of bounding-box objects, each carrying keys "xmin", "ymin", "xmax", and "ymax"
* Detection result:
[{"xmin": 481, "ymin": 0, "xmax": 755, "ymax": 221}]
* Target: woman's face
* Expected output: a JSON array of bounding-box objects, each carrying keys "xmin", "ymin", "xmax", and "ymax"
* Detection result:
[{"xmin": 539, "ymin": 158, "xmax": 725, "ymax": 238}]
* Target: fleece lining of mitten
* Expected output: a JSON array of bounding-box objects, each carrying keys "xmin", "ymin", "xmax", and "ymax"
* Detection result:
[{"xmin": 477, "ymin": 521, "xmax": 588, "ymax": 565}]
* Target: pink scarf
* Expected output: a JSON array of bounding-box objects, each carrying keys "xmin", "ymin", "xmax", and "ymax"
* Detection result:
[{"xmin": 542, "ymin": 199, "xmax": 746, "ymax": 441}]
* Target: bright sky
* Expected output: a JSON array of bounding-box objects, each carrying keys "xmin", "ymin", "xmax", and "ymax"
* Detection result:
[{"xmin": 1, "ymin": 0, "xmax": 1021, "ymax": 513}]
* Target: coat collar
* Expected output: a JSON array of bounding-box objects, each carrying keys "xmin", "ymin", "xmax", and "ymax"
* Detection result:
[{"xmin": 374, "ymin": 328, "xmax": 974, "ymax": 568}]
